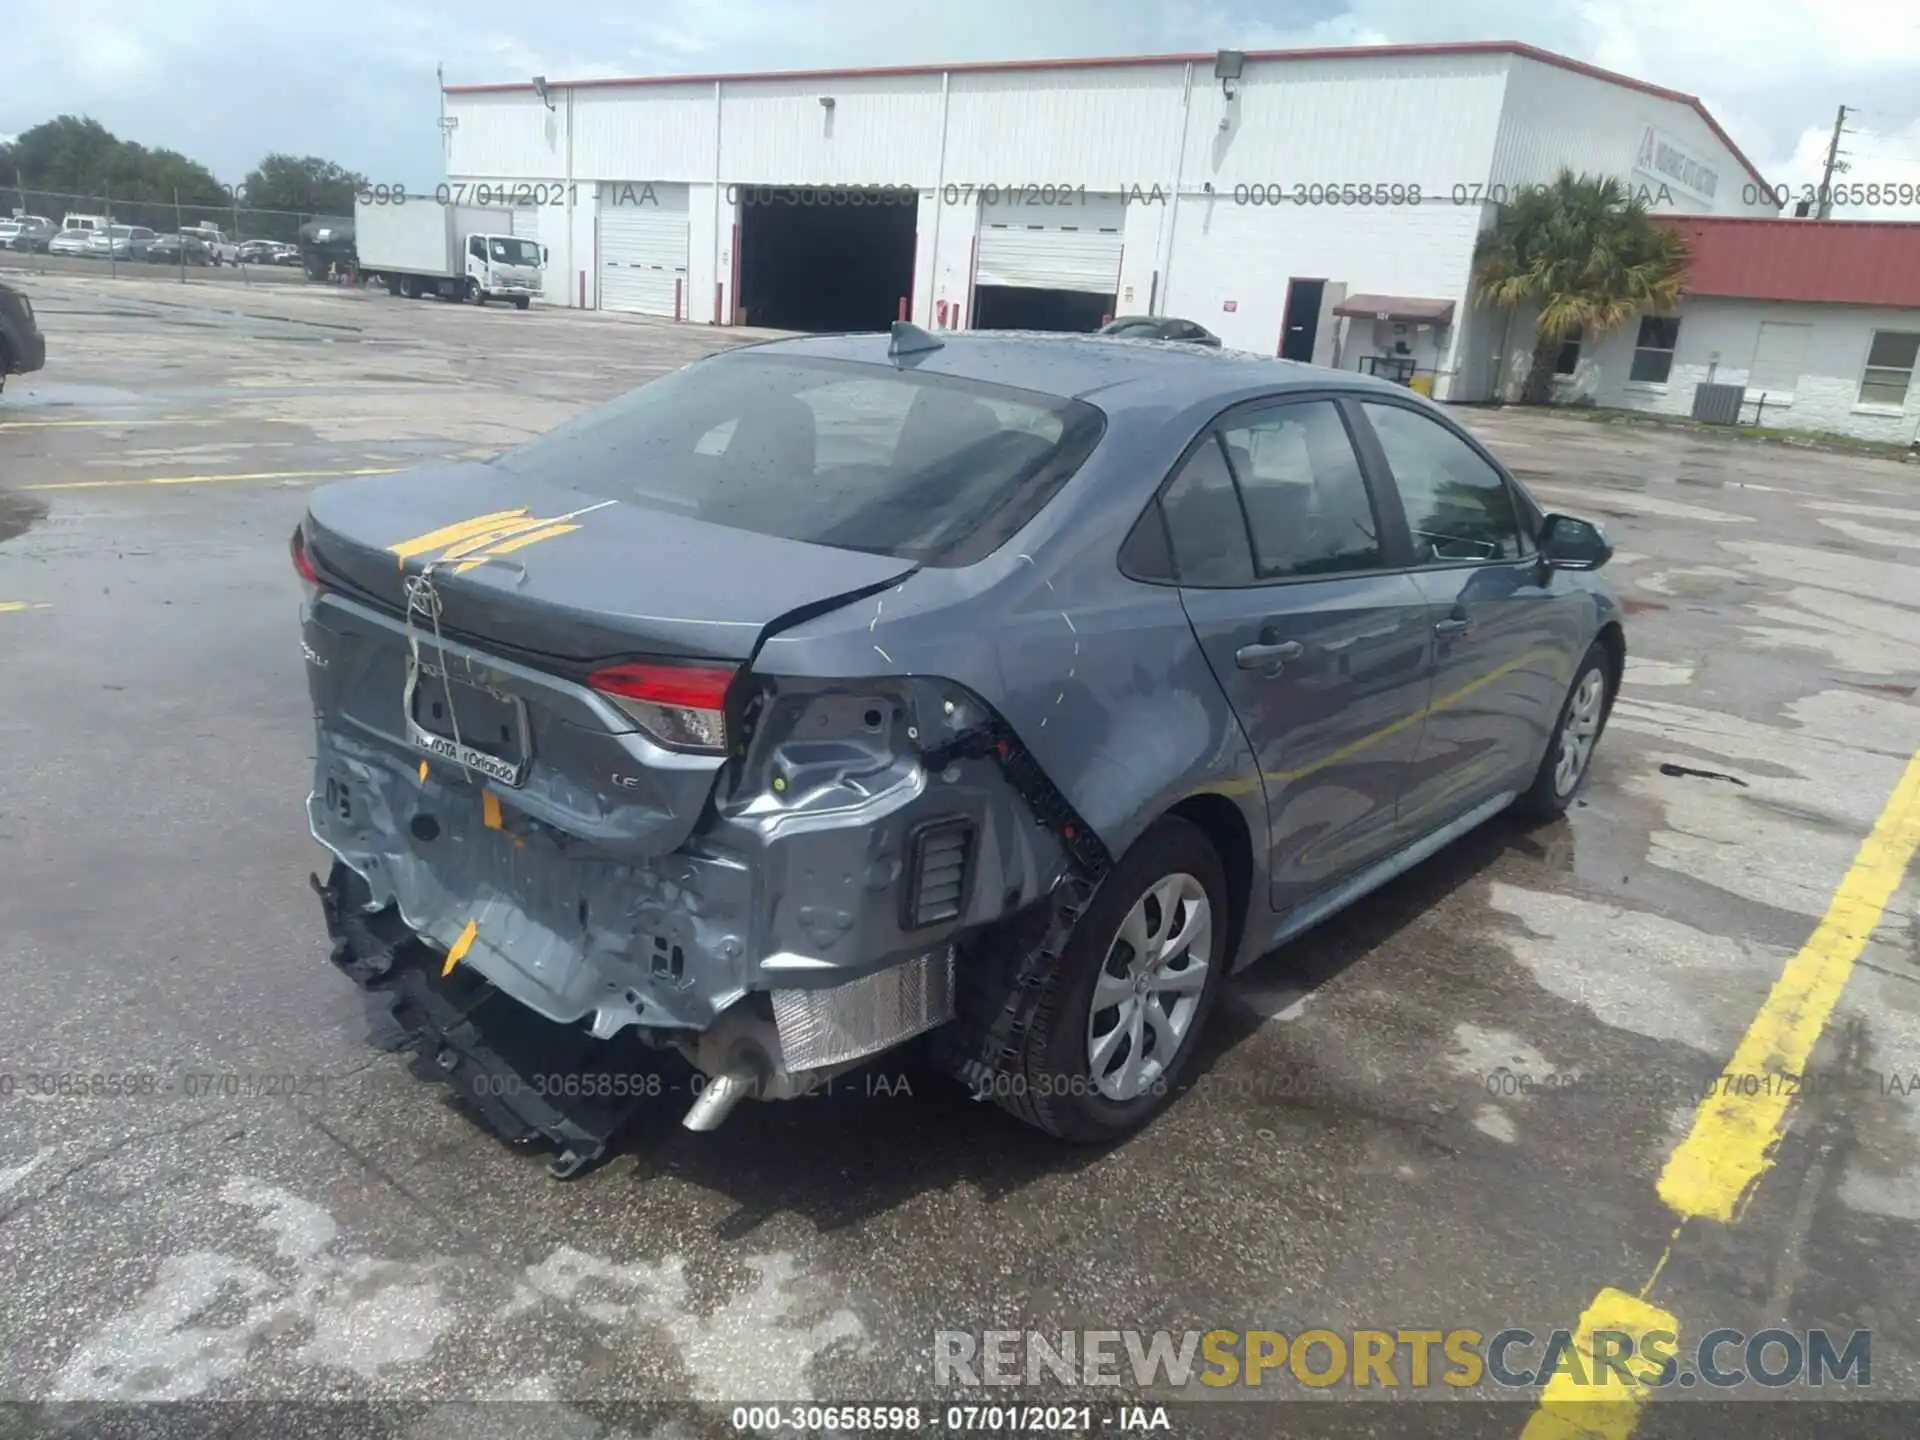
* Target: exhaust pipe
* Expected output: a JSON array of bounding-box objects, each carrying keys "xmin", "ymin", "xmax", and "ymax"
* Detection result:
[{"xmin": 682, "ymin": 1070, "xmax": 756, "ymax": 1131}]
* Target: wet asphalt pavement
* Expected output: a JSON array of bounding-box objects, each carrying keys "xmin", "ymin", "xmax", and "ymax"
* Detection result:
[{"xmin": 2, "ymin": 271, "xmax": 1918, "ymax": 1439}]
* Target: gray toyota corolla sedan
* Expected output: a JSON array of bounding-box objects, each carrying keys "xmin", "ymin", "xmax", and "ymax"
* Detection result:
[{"xmin": 298, "ymin": 324, "xmax": 1622, "ymax": 1173}]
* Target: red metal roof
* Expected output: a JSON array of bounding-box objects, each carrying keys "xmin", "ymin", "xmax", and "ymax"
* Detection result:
[
  {"xmin": 443, "ymin": 40, "xmax": 1765, "ymax": 190},
  {"xmin": 1658, "ymin": 215, "xmax": 1920, "ymax": 309}
]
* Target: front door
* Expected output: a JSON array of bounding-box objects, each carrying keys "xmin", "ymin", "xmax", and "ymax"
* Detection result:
[
  {"xmin": 1279, "ymin": 279, "xmax": 1326, "ymax": 361},
  {"xmin": 1163, "ymin": 396, "xmax": 1434, "ymax": 913},
  {"xmin": 1350, "ymin": 399, "xmax": 1578, "ymax": 826}
]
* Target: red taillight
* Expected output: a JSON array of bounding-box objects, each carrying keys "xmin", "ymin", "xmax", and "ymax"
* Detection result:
[
  {"xmin": 290, "ymin": 526, "xmax": 320, "ymax": 587},
  {"xmin": 588, "ymin": 661, "xmax": 737, "ymax": 753}
]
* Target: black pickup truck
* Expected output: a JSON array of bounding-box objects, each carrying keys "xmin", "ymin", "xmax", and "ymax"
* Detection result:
[{"xmin": 0, "ymin": 280, "xmax": 46, "ymax": 393}]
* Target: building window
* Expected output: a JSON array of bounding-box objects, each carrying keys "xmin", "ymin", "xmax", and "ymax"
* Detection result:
[
  {"xmin": 1859, "ymin": 331, "xmax": 1920, "ymax": 408},
  {"xmin": 1749, "ymin": 321, "xmax": 1812, "ymax": 396},
  {"xmin": 1553, "ymin": 325, "xmax": 1583, "ymax": 376},
  {"xmin": 1629, "ymin": 316, "xmax": 1681, "ymax": 384}
]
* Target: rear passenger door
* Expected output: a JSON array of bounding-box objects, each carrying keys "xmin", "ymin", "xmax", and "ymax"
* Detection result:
[
  {"xmin": 1161, "ymin": 396, "xmax": 1434, "ymax": 915},
  {"xmin": 1351, "ymin": 399, "xmax": 1578, "ymax": 828}
]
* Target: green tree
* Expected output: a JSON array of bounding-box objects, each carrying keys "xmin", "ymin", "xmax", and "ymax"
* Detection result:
[
  {"xmin": 240, "ymin": 154, "xmax": 368, "ymax": 220},
  {"xmin": 1473, "ymin": 169, "xmax": 1691, "ymax": 404},
  {"xmin": 7, "ymin": 115, "xmax": 227, "ymax": 229}
]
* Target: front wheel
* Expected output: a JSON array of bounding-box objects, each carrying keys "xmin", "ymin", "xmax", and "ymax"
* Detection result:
[
  {"xmin": 982, "ymin": 815, "xmax": 1230, "ymax": 1142},
  {"xmin": 1513, "ymin": 641, "xmax": 1614, "ymax": 820},
  {"xmin": 467, "ymin": 278, "xmax": 488, "ymax": 306},
  {"xmin": 513, "ymin": 296, "xmax": 530, "ymax": 310}
]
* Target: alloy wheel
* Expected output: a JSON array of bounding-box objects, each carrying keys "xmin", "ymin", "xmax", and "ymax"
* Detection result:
[{"xmin": 1086, "ymin": 873, "xmax": 1213, "ymax": 1101}]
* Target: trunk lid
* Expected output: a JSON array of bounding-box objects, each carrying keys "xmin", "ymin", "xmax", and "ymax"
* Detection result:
[
  {"xmin": 301, "ymin": 464, "xmax": 916, "ymax": 860},
  {"xmin": 304, "ymin": 463, "xmax": 915, "ymax": 662}
]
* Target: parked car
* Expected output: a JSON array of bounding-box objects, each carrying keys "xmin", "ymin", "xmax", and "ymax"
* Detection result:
[
  {"xmin": 177, "ymin": 223, "xmax": 238, "ymax": 264},
  {"xmin": 0, "ymin": 279, "xmax": 47, "ymax": 393},
  {"xmin": 84, "ymin": 225, "xmax": 158, "ymax": 260},
  {"xmin": 146, "ymin": 233, "xmax": 214, "ymax": 267},
  {"xmin": 1098, "ymin": 315, "xmax": 1223, "ymax": 346},
  {"xmin": 1, "ymin": 217, "xmax": 59, "ymax": 252},
  {"xmin": 48, "ymin": 228, "xmax": 94, "ymax": 258},
  {"xmin": 237, "ymin": 239, "xmax": 301, "ymax": 266},
  {"xmin": 61, "ymin": 213, "xmax": 110, "ymax": 234},
  {"xmin": 300, "ymin": 324, "xmax": 1624, "ymax": 1172}
]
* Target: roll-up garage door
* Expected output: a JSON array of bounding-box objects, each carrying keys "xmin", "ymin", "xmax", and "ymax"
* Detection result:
[
  {"xmin": 974, "ymin": 191, "xmax": 1125, "ymax": 292},
  {"xmin": 597, "ymin": 182, "xmax": 689, "ymax": 318}
]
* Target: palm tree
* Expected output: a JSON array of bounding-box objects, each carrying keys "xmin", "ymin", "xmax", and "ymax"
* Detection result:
[{"xmin": 1473, "ymin": 169, "xmax": 1691, "ymax": 404}]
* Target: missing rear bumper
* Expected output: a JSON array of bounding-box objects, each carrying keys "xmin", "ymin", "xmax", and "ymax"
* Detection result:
[{"xmin": 315, "ymin": 863, "xmax": 656, "ymax": 1178}]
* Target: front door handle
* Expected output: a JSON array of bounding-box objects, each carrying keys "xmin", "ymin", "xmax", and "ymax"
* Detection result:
[
  {"xmin": 1236, "ymin": 639, "xmax": 1305, "ymax": 670},
  {"xmin": 1433, "ymin": 616, "xmax": 1474, "ymax": 637}
]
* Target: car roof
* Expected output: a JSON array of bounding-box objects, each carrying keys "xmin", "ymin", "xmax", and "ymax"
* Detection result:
[{"xmin": 737, "ymin": 330, "xmax": 1413, "ymax": 410}]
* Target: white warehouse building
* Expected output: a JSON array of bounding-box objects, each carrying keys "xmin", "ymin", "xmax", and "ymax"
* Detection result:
[{"xmin": 441, "ymin": 40, "xmax": 1776, "ymax": 401}]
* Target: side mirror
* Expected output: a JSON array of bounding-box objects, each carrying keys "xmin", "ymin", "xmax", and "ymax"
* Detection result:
[
  {"xmin": 541, "ymin": 245, "xmax": 550, "ymax": 265},
  {"xmin": 1538, "ymin": 512, "xmax": 1613, "ymax": 571}
]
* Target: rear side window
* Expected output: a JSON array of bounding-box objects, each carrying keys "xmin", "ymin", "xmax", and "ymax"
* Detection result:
[
  {"xmin": 492, "ymin": 353, "xmax": 1102, "ymax": 565},
  {"xmin": 1360, "ymin": 401, "xmax": 1525, "ymax": 563},
  {"xmin": 1219, "ymin": 401, "xmax": 1382, "ymax": 578},
  {"xmin": 1160, "ymin": 437, "xmax": 1256, "ymax": 587}
]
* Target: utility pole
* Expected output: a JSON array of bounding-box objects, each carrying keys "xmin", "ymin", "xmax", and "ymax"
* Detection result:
[{"xmin": 1815, "ymin": 104, "xmax": 1853, "ymax": 218}]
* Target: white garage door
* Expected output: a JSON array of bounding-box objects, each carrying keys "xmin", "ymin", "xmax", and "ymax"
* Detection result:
[
  {"xmin": 598, "ymin": 182, "xmax": 689, "ymax": 318},
  {"xmin": 975, "ymin": 191, "xmax": 1125, "ymax": 292}
]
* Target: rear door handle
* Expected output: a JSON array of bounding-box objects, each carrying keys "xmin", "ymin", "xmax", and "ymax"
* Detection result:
[
  {"xmin": 1235, "ymin": 639, "xmax": 1305, "ymax": 670},
  {"xmin": 1433, "ymin": 616, "xmax": 1474, "ymax": 637}
]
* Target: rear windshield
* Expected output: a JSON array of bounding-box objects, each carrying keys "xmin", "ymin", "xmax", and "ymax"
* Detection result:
[{"xmin": 490, "ymin": 352, "xmax": 1105, "ymax": 564}]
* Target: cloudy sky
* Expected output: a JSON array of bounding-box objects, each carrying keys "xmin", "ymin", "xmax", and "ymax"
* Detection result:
[{"xmin": 6, "ymin": 0, "xmax": 1919, "ymax": 211}]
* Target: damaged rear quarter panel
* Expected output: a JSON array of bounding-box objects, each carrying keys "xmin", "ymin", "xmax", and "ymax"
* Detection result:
[{"xmin": 751, "ymin": 401, "xmax": 1269, "ymax": 931}]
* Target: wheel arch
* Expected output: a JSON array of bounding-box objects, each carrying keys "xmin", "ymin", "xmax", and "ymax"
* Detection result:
[
  {"xmin": 1164, "ymin": 792, "xmax": 1255, "ymax": 973},
  {"xmin": 1594, "ymin": 619, "xmax": 1626, "ymax": 703}
]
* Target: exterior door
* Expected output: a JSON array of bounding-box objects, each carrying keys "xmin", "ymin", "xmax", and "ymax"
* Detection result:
[
  {"xmin": 1351, "ymin": 399, "xmax": 1578, "ymax": 827},
  {"xmin": 1279, "ymin": 279, "xmax": 1325, "ymax": 361},
  {"xmin": 1162, "ymin": 396, "xmax": 1434, "ymax": 913}
]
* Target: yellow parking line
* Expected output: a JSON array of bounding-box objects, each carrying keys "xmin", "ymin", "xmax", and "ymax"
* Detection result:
[
  {"xmin": 1660, "ymin": 744, "xmax": 1920, "ymax": 1221},
  {"xmin": 1520, "ymin": 1288, "xmax": 1677, "ymax": 1440},
  {"xmin": 22, "ymin": 466, "xmax": 402, "ymax": 492},
  {"xmin": 1520, "ymin": 743, "xmax": 1920, "ymax": 1438},
  {"xmin": 0, "ymin": 602, "xmax": 52, "ymax": 613}
]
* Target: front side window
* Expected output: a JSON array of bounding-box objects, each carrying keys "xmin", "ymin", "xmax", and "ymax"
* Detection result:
[
  {"xmin": 1859, "ymin": 331, "xmax": 1920, "ymax": 408},
  {"xmin": 490, "ymin": 353, "xmax": 1102, "ymax": 565},
  {"xmin": 1360, "ymin": 402, "xmax": 1524, "ymax": 564},
  {"xmin": 1630, "ymin": 316, "xmax": 1681, "ymax": 384},
  {"xmin": 1219, "ymin": 401, "xmax": 1383, "ymax": 579}
]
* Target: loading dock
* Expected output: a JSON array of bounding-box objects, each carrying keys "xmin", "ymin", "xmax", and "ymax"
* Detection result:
[
  {"xmin": 970, "ymin": 191, "xmax": 1124, "ymax": 332},
  {"xmin": 735, "ymin": 188, "xmax": 917, "ymax": 332}
]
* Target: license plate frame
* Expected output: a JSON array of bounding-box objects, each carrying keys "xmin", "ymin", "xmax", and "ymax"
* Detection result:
[{"xmin": 404, "ymin": 651, "xmax": 532, "ymax": 788}]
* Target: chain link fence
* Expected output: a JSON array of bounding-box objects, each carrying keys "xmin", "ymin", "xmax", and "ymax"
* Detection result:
[{"xmin": 6, "ymin": 186, "xmax": 325, "ymax": 245}]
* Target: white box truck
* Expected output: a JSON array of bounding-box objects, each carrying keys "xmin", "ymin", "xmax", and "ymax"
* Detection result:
[{"xmin": 355, "ymin": 196, "xmax": 544, "ymax": 308}]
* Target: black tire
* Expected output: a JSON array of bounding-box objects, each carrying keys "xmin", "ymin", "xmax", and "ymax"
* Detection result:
[
  {"xmin": 514, "ymin": 296, "xmax": 530, "ymax": 310},
  {"xmin": 385, "ymin": 276, "xmax": 401, "ymax": 296},
  {"xmin": 1512, "ymin": 641, "xmax": 1613, "ymax": 821},
  {"xmin": 468, "ymin": 279, "xmax": 487, "ymax": 306},
  {"xmin": 978, "ymin": 816, "xmax": 1230, "ymax": 1142}
]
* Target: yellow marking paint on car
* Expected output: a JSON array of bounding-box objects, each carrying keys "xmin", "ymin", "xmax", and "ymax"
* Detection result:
[
  {"xmin": 442, "ymin": 919, "xmax": 479, "ymax": 977},
  {"xmin": 482, "ymin": 791, "xmax": 504, "ymax": 830},
  {"xmin": 386, "ymin": 508, "xmax": 531, "ymax": 563},
  {"xmin": 1659, "ymin": 744, "xmax": 1920, "ymax": 1222},
  {"xmin": 387, "ymin": 507, "xmax": 590, "ymax": 574},
  {"xmin": 418, "ymin": 760, "xmax": 429, "ymax": 784}
]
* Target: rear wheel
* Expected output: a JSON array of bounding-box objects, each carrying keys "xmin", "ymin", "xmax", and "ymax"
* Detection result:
[
  {"xmin": 397, "ymin": 275, "xmax": 417, "ymax": 299},
  {"xmin": 984, "ymin": 816, "xmax": 1229, "ymax": 1142},
  {"xmin": 1513, "ymin": 642, "xmax": 1613, "ymax": 820}
]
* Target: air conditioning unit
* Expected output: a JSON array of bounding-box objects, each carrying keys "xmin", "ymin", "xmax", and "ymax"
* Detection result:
[{"xmin": 1690, "ymin": 382, "xmax": 1745, "ymax": 425}]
